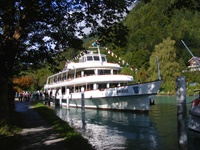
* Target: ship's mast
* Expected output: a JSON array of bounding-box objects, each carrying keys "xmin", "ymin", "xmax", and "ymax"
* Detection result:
[
  {"xmin": 90, "ymin": 40, "xmax": 102, "ymax": 63},
  {"xmin": 156, "ymin": 56, "xmax": 162, "ymax": 80},
  {"xmin": 97, "ymin": 45, "xmax": 102, "ymax": 63}
]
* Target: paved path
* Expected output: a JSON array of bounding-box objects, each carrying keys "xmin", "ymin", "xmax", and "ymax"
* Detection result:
[{"xmin": 15, "ymin": 101, "xmax": 66, "ymax": 150}]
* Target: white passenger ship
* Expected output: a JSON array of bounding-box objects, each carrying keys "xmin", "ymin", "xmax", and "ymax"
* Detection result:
[{"xmin": 44, "ymin": 46, "xmax": 162, "ymax": 112}]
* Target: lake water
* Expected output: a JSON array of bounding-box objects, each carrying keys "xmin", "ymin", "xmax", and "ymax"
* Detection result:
[{"xmin": 55, "ymin": 96, "xmax": 200, "ymax": 150}]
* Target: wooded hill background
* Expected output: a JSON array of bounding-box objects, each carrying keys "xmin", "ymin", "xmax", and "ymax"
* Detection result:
[{"xmin": 25, "ymin": 0, "xmax": 200, "ymax": 95}]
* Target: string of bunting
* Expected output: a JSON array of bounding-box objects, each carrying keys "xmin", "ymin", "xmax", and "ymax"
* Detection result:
[
  {"xmin": 65, "ymin": 41, "xmax": 137, "ymax": 72},
  {"xmin": 63, "ymin": 41, "xmax": 151, "ymax": 78},
  {"xmin": 105, "ymin": 47, "xmax": 136, "ymax": 71}
]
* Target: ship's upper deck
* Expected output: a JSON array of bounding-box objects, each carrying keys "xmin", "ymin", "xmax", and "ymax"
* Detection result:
[{"xmin": 79, "ymin": 50, "xmax": 107, "ymax": 63}]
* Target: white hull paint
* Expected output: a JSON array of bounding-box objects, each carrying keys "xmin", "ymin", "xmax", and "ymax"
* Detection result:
[{"xmin": 56, "ymin": 80, "xmax": 162, "ymax": 112}]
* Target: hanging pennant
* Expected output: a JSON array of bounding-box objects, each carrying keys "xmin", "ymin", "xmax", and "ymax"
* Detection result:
[
  {"xmin": 122, "ymin": 60, "xmax": 125, "ymax": 65},
  {"xmin": 126, "ymin": 63, "xmax": 129, "ymax": 68},
  {"xmin": 130, "ymin": 66, "xmax": 134, "ymax": 71}
]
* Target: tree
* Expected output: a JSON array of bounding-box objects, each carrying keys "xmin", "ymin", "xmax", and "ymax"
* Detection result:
[
  {"xmin": 131, "ymin": 49, "xmax": 150, "ymax": 69},
  {"xmin": 169, "ymin": 0, "xmax": 200, "ymax": 11},
  {"xmin": 148, "ymin": 37, "xmax": 181, "ymax": 92},
  {"xmin": 13, "ymin": 76, "xmax": 33, "ymax": 92},
  {"xmin": 0, "ymin": 0, "xmax": 136, "ymax": 123}
]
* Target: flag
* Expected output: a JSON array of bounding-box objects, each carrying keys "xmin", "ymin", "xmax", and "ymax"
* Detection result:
[
  {"xmin": 130, "ymin": 66, "xmax": 134, "ymax": 71},
  {"xmin": 122, "ymin": 60, "xmax": 125, "ymax": 65}
]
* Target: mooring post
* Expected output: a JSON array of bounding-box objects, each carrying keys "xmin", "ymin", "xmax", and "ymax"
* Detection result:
[
  {"xmin": 66, "ymin": 89, "xmax": 69, "ymax": 109},
  {"xmin": 81, "ymin": 87, "xmax": 85, "ymax": 111},
  {"xmin": 176, "ymin": 76, "xmax": 187, "ymax": 150},
  {"xmin": 81, "ymin": 87, "xmax": 86, "ymax": 129},
  {"xmin": 59, "ymin": 89, "xmax": 62, "ymax": 107},
  {"xmin": 59, "ymin": 97, "xmax": 62, "ymax": 107}
]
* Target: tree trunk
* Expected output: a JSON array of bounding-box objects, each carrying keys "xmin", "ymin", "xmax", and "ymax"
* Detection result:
[
  {"xmin": 8, "ymin": 82, "xmax": 15, "ymax": 113},
  {"xmin": 0, "ymin": 78, "xmax": 9, "ymax": 124}
]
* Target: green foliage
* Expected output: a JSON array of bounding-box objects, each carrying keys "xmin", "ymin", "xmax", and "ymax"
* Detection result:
[
  {"xmin": 120, "ymin": 67, "xmax": 134, "ymax": 76},
  {"xmin": 0, "ymin": 111, "xmax": 22, "ymax": 136},
  {"xmin": 135, "ymin": 67, "xmax": 149, "ymax": 83},
  {"xmin": 132, "ymin": 49, "xmax": 151, "ymax": 69},
  {"xmin": 148, "ymin": 37, "xmax": 181, "ymax": 92},
  {"xmin": 168, "ymin": 0, "xmax": 200, "ymax": 11},
  {"xmin": 186, "ymin": 82, "xmax": 200, "ymax": 96},
  {"xmin": 120, "ymin": 0, "xmax": 200, "ymax": 93},
  {"xmin": 125, "ymin": 0, "xmax": 169, "ymax": 52},
  {"xmin": 31, "ymin": 68, "xmax": 52, "ymax": 91},
  {"xmin": 124, "ymin": 0, "xmax": 200, "ymax": 68},
  {"xmin": 185, "ymin": 71, "xmax": 200, "ymax": 84},
  {"xmin": 97, "ymin": 23, "xmax": 129, "ymax": 48},
  {"xmin": 0, "ymin": 111, "xmax": 22, "ymax": 150}
]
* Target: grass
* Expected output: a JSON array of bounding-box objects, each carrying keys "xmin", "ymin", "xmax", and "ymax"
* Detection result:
[
  {"xmin": 33, "ymin": 101, "xmax": 95, "ymax": 150},
  {"xmin": 0, "ymin": 111, "xmax": 22, "ymax": 150}
]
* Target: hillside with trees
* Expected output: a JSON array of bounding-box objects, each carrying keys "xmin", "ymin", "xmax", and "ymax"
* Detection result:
[
  {"xmin": 25, "ymin": 0, "xmax": 200, "ymax": 95},
  {"xmin": 66, "ymin": 0, "xmax": 200, "ymax": 95},
  {"xmin": 122, "ymin": 0, "xmax": 200, "ymax": 94},
  {"xmin": 95, "ymin": 0, "xmax": 200, "ymax": 94}
]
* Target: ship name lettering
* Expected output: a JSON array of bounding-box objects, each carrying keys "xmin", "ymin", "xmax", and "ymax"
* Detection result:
[{"xmin": 117, "ymin": 89, "xmax": 128, "ymax": 94}]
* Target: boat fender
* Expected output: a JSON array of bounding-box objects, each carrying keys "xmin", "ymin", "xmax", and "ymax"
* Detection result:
[{"xmin": 192, "ymin": 98, "xmax": 200, "ymax": 107}]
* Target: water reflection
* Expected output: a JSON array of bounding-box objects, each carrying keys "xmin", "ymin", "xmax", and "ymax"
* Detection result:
[
  {"xmin": 54, "ymin": 96, "xmax": 200, "ymax": 150},
  {"xmin": 55, "ymin": 108, "xmax": 160, "ymax": 150},
  {"xmin": 177, "ymin": 103, "xmax": 187, "ymax": 150}
]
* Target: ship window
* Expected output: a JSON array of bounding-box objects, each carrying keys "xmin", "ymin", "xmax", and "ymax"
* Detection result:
[
  {"xmin": 113, "ymin": 70, "xmax": 118, "ymax": 74},
  {"xmin": 98, "ymin": 70, "xmax": 104, "ymax": 75},
  {"xmin": 84, "ymin": 70, "xmax": 94, "ymax": 76},
  {"xmin": 99, "ymin": 83, "xmax": 106, "ymax": 91},
  {"xmin": 62, "ymin": 87, "xmax": 65, "ymax": 94},
  {"xmin": 98, "ymin": 69, "xmax": 110, "ymax": 75},
  {"xmin": 104, "ymin": 70, "xmax": 110, "ymax": 74},
  {"xmin": 110, "ymin": 83, "xmax": 118, "ymax": 88},
  {"xmin": 101, "ymin": 56, "xmax": 106, "ymax": 62},
  {"xmin": 87, "ymin": 56, "xmax": 93, "ymax": 61},
  {"xmin": 94, "ymin": 56, "xmax": 99, "ymax": 61},
  {"xmin": 87, "ymin": 84, "xmax": 93, "ymax": 91}
]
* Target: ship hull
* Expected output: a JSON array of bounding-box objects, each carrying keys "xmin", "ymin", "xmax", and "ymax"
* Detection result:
[
  {"xmin": 54, "ymin": 80, "xmax": 162, "ymax": 112},
  {"xmin": 188, "ymin": 104, "xmax": 200, "ymax": 132}
]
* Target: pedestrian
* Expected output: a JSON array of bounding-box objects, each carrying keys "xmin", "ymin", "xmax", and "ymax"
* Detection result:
[{"xmin": 18, "ymin": 93, "xmax": 21, "ymax": 101}]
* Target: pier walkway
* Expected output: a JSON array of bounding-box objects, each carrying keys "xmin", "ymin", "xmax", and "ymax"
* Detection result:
[{"xmin": 15, "ymin": 101, "xmax": 66, "ymax": 150}]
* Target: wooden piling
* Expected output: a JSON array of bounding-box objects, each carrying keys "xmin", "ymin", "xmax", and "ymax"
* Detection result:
[{"xmin": 176, "ymin": 76, "xmax": 187, "ymax": 150}]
